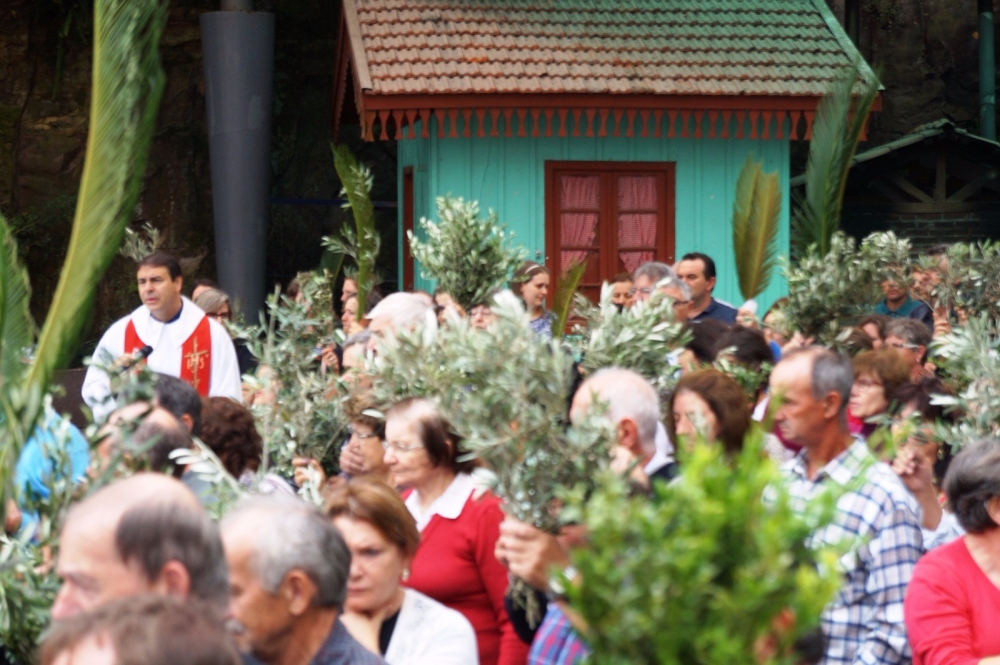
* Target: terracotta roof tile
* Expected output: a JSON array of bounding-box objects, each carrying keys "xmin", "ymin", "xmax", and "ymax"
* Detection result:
[{"xmin": 350, "ymin": 0, "xmax": 869, "ymax": 98}]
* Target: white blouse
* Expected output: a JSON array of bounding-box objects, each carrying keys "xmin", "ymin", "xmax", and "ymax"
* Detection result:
[{"xmin": 384, "ymin": 588, "xmax": 480, "ymax": 665}]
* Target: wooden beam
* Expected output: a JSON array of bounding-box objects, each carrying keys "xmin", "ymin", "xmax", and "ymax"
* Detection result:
[
  {"xmin": 843, "ymin": 201, "xmax": 999, "ymax": 214},
  {"xmin": 935, "ymin": 150, "xmax": 948, "ymax": 201},
  {"xmin": 947, "ymin": 169, "xmax": 999, "ymax": 202},
  {"xmin": 888, "ymin": 174, "xmax": 934, "ymax": 203},
  {"xmin": 869, "ymin": 179, "xmax": 911, "ymax": 204}
]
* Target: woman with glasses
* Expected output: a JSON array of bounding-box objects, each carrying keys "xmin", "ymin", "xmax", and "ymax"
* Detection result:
[
  {"xmin": 292, "ymin": 391, "xmax": 390, "ymax": 491},
  {"xmin": 847, "ymin": 349, "xmax": 911, "ymax": 441},
  {"xmin": 382, "ymin": 397, "xmax": 528, "ymax": 665},
  {"xmin": 325, "ymin": 477, "xmax": 479, "ymax": 664},
  {"xmin": 194, "ymin": 287, "xmax": 257, "ymax": 376},
  {"xmin": 891, "ymin": 378, "xmax": 961, "ymax": 550}
]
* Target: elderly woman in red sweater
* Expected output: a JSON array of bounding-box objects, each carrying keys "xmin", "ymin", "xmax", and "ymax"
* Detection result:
[
  {"xmin": 382, "ymin": 397, "xmax": 528, "ymax": 665},
  {"xmin": 904, "ymin": 439, "xmax": 1000, "ymax": 664}
]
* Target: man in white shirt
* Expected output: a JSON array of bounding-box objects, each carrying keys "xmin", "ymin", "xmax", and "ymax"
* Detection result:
[{"xmin": 82, "ymin": 252, "xmax": 242, "ymax": 422}]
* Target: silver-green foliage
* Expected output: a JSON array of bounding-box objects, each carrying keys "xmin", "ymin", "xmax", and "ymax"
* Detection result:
[
  {"xmin": 571, "ymin": 283, "xmax": 690, "ymax": 395},
  {"xmin": 239, "ymin": 280, "xmax": 347, "ymax": 476},
  {"xmin": 368, "ymin": 291, "xmax": 613, "ymax": 533},
  {"xmin": 564, "ymin": 435, "xmax": 842, "ymax": 665},
  {"xmin": 783, "ymin": 231, "xmax": 911, "ymax": 342},
  {"xmin": 408, "ymin": 197, "xmax": 527, "ymax": 310},
  {"xmin": 930, "ymin": 315, "xmax": 1000, "ymax": 446},
  {"xmin": 926, "ymin": 241, "xmax": 1000, "ymax": 321}
]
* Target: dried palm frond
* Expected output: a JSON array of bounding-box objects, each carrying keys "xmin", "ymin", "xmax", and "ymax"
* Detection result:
[
  {"xmin": 551, "ymin": 259, "xmax": 586, "ymax": 339},
  {"xmin": 732, "ymin": 155, "xmax": 781, "ymax": 301}
]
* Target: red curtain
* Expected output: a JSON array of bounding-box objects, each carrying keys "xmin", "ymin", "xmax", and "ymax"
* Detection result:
[
  {"xmin": 559, "ymin": 175, "xmax": 601, "ymax": 271},
  {"xmin": 617, "ymin": 175, "xmax": 657, "ymax": 272}
]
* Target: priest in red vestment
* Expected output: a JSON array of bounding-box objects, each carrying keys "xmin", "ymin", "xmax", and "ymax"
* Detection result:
[{"xmin": 82, "ymin": 252, "xmax": 243, "ymax": 421}]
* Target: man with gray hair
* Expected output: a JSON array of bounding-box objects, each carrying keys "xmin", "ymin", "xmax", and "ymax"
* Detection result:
[
  {"xmin": 769, "ymin": 347, "xmax": 922, "ymax": 665},
  {"xmin": 364, "ymin": 292, "xmax": 435, "ymax": 354},
  {"xmin": 884, "ymin": 317, "xmax": 932, "ymax": 381},
  {"xmin": 221, "ymin": 495, "xmax": 383, "ymax": 665},
  {"xmin": 51, "ymin": 473, "xmax": 229, "ymax": 621},
  {"xmin": 631, "ymin": 261, "xmax": 692, "ymax": 320}
]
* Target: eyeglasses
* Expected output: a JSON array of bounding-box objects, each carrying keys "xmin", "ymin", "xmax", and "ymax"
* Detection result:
[
  {"xmin": 347, "ymin": 425, "xmax": 379, "ymax": 441},
  {"xmin": 627, "ymin": 287, "xmax": 653, "ymax": 297},
  {"xmin": 887, "ymin": 342, "xmax": 919, "ymax": 350},
  {"xmin": 470, "ymin": 306, "xmax": 492, "ymax": 317},
  {"xmin": 207, "ymin": 311, "xmax": 231, "ymax": 320},
  {"xmin": 671, "ymin": 300, "xmax": 691, "ymax": 308},
  {"xmin": 853, "ymin": 378, "xmax": 884, "ymax": 391},
  {"xmin": 381, "ymin": 440, "xmax": 424, "ymax": 453}
]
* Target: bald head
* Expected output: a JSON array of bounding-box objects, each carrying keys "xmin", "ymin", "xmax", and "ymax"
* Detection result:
[
  {"xmin": 53, "ymin": 474, "xmax": 227, "ymax": 620},
  {"xmin": 571, "ymin": 368, "xmax": 660, "ymax": 456}
]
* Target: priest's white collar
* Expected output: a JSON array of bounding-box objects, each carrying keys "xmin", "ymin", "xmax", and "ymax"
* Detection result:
[
  {"xmin": 405, "ymin": 472, "xmax": 475, "ymax": 532},
  {"xmin": 130, "ymin": 296, "xmax": 208, "ymax": 349}
]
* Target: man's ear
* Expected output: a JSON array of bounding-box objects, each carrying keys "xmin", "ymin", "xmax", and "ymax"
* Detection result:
[
  {"xmin": 281, "ymin": 569, "xmax": 319, "ymax": 616},
  {"xmin": 916, "ymin": 345, "xmax": 927, "ymax": 364},
  {"xmin": 706, "ymin": 276, "xmax": 716, "ymax": 292},
  {"xmin": 152, "ymin": 560, "xmax": 192, "ymax": 598},
  {"xmin": 617, "ymin": 418, "xmax": 641, "ymax": 456},
  {"xmin": 179, "ymin": 413, "xmax": 194, "ymax": 435},
  {"xmin": 821, "ymin": 390, "xmax": 843, "ymax": 421},
  {"xmin": 175, "ymin": 276, "xmax": 184, "ymax": 293}
]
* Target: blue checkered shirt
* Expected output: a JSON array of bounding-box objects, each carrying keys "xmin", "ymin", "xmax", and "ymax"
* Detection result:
[{"xmin": 782, "ymin": 440, "xmax": 923, "ymax": 665}]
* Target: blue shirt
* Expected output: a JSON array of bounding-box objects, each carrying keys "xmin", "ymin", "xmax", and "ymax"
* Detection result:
[
  {"xmin": 874, "ymin": 294, "xmax": 934, "ymax": 333},
  {"xmin": 310, "ymin": 618, "xmax": 384, "ymax": 665},
  {"xmin": 690, "ymin": 298, "xmax": 738, "ymax": 325},
  {"xmin": 15, "ymin": 416, "xmax": 90, "ymax": 537}
]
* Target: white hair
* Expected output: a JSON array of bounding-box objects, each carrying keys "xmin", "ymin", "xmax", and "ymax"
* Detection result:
[
  {"xmin": 580, "ymin": 367, "xmax": 661, "ymax": 455},
  {"xmin": 367, "ymin": 292, "xmax": 435, "ymax": 333},
  {"xmin": 222, "ymin": 495, "xmax": 350, "ymax": 608}
]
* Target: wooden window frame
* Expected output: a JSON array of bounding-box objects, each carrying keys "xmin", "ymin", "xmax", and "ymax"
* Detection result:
[{"xmin": 544, "ymin": 161, "xmax": 676, "ymax": 301}]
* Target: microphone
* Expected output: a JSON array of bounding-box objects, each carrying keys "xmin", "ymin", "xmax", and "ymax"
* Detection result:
[{"xmin": 116, "ymin": 345, "xmax": 153, "ymax": 373}]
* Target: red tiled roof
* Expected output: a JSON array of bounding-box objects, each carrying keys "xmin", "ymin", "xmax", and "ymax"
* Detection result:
[{"xmin": 348, "ymin": 0, "xmax": 870, "ymax": 97}]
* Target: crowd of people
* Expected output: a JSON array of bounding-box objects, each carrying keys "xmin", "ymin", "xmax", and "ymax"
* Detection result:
[{"xmin": 5, "ymin": 244, "xmax": 1000, "ymax": 665}]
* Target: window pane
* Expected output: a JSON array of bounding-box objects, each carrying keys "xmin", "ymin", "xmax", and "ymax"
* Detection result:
[
  {"xmin": 561, "ymin": 175, "xmax": 600, "ymax": 209},
  {"xmin": 561, "ymin": 249, "xmax": 601, "ymax": 281},
  {"xmin": 618, "ymin": 175, "xmax": 657, "ymax": 210},
  {"xmin": 560, "ymin": 212, "xmax": 598, "ymax": 270},
  {"xmin": 619, "ymin": 250, "xmax": 654, "ymax": 273}
]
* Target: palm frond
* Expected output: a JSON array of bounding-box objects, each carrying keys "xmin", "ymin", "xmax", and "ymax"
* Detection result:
[
  {"xmin": 793, "ymin": 61, "xmax": 880, "ymax": 256},
  {"xmin": 732, "ymin": 155, "xmax": 781, "ymax": 301},
  {"xmin": 0, "ymin": 210, "xmax": 35, "ymax": 493},
  {"xmin": 551, "ymin": 259, "xmax": 586, "ymax": 339},
  {"xmin": 26, "ymin": 0, "xmax": 168, "ymax": 405},
  {"xmin": 332, "ymin": 144, "xmax": 379, "ymax": 313}
]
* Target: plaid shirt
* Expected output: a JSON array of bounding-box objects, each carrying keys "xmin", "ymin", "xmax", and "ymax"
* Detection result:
[
  {"xmin": 782, "ymin": 440, "xmax": 923, "ymax": 665},
  {"xmin": 528, "ymin": 603, "xmax": 589, "ymax": 665}
]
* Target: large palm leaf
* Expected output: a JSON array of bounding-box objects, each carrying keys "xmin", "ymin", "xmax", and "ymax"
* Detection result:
[
  {"xmin": 331, "ymin": 144, "xmax": 379, "ymax": 313},
  {"xmin": 551, "ymin": 259, "xmax": 587, "ymax": 339},
  {"xmin": 0, "ymin": 211, "xmax": 35, "ymax": 491},
  {"xmin": 732, "ymin": 155, "xmax": 781, "ymax": 301},
  {"xmin": 793, "ymin": 61, "xmax": 880, "ymax": 256},
  {"xmin": 20, "ymin": 0, "xmax": 168, "ymax": 439}
]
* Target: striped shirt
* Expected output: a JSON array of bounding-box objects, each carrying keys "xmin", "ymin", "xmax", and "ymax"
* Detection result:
[
  {"xmin": 782, "ymin": 440, "xmax": 923, "ymax": 665},
  {"xmin": 528, "ymin": 604, "xmax": 589, "ymax": 665}
]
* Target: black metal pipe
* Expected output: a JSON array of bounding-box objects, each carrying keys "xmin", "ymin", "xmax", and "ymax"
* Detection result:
[{"xmin": 980, "ymin": 0, "xmax": 996, "ymax": 140}]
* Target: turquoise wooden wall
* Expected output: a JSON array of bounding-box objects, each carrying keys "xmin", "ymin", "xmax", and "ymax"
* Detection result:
[{"xmin": 397, "ymin": 116, "xmax": 791, "ymax": 313}]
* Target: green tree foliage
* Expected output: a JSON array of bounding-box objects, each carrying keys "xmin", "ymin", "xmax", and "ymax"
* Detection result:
[
  {"xmin": 571, "ymin": 285, "xmax": 690, "ymax": 396},
  {"xmin": 783, "ymin": 231, "xmax": 911, "ymax": 343},
  {"xmin": 408, "ymin": 196, "xmax": 526, "ymax": 310},
  {"xmin": 326, "ymin": 145, "xmax": 380, "ymax": 313},
  {"xmin": 732, "ymin": 155, "xmax": 781, "ymax": 301},
  {"xmin": 564, "ymin": 436, "xmax": 843, "ymax": 665},
  {"xmin": 793, "ymin": 62, "xmax": 880, "ymax": 256},
  {"xmin": 926, "ymin": 241, "xmax": 1000, "ymax": 321}
]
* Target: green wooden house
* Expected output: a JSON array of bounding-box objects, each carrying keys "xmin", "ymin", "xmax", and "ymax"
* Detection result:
[{"xmin": 333, "ymin": 0, "xmax": 877, "ymax": 309}]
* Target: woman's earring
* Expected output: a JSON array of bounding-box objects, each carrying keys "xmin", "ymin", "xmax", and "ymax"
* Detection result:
[{"xmin": 402, "ymin": 569, "xmax": 410, "ymax": 582}]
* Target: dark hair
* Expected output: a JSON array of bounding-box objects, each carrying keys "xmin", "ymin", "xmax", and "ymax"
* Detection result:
[
  {"xmin": 345, "ymin": 391, "xmax": 386, "ymax": 440},
  {"xmin": 715, "ymin": 325, "xmax": 773, "ymax": 368},
  {"xmin": 926, "ymin": 243, "xmax": 951, "ymax": 257},
  {"xmin": 40, "ymin": 595, "xmax": 240, "ymax": 665},
  {"xmin": 610, "ymin": 272, "xmax": 633, "ymax": 285},
  {"xmin": 154, "ymin": 373, "xmax": 203, "ymax": 437},
  {"xmin": 893, "ymin": 377, "xmax": 957, "ymax": 484},
  {"xmin": 851, "ymin": 349, "xmax": 912, "ymax": 405},
  {"xmin": 858, "ymin": 315, "xmax": 891, "ymax": 342},
  {"xmin": 385, "ymin": 398, "xmax": 476, "ymax": 474},
  {"xmin": 138, "ymin": 252, "xmax": 182, "ymax": 281},
  {"xmin": 839, "ymin": 326, "xmax": 875, "ymax": 356},
  {"xmin": 199, "ymin": 397, "xmax": 263, "ymax": 477},
  {"xmin": 133, "ymin": 415, "xmax": 191, "ymax": 479},
  {"xmin": 680, "ymin": 252, "xmax": 717, "ymax": 281},
  {"xmin": 511, "ymin": 261, "xmax": 549, "ymax": 298},
  {"xmin": 325, "ymin": 477, "xmax": 421, "ymax": 558},
  {"xmin": 684, "ymin": 319, "xmax": 730, "ymax": 364},
  {"xmin": 192, "ymin": 277, "xmax": 219, "ymax": 291},
  {"xmin": 944, "ymin": 439, "xmax": 1000, "ymax": 534},
  {"xmin": 285, "ymin": 278, "xmax": 301, "ymax": 300},
  {"xmin": 115, "ymin": 503, "xmax": 230, "ymax": 613},
  {"xmin": 666, "ymin": 369, "xmax": 751, "ymax": 455}
]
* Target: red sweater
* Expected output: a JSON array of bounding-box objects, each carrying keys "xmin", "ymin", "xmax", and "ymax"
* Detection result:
[
  {"xmin": 404, "ymin": 491, "xmax": 528, "ymax": 665},
  {"xmin": 905, "ymin": 537, "xmax": 1000, "ymax": 665}
]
